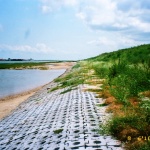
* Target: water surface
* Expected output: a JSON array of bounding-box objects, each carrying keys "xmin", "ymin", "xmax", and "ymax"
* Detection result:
[{"xmin": 0, "ymin": 69, "xmax": 65, "ymax": 98}]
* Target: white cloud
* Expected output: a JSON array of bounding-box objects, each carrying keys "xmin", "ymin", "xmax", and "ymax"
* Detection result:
[
  {"xmin": 39, "ymin": 0, "xmax": 150, "ymax": 33},
  {"xmin": 38, "ymin": 0, "xmax": 150, "ymax": 55},
  {"xmin": 40, "ymin": 0, "xmax": 78, "ymax": 13},
  {"xmin": 0, "ymin": 43, "xmax": 54, "ymax": 53},
  {"xmin": 41, "ymin": 5, "xmax": 52, "ymax": 14},
  {"xmin": 88, "ymin": 36, "xmax": 143, "ymax": 52},
  {"xmin": 76, "ymin": 0, "xmax": 150, "ymax": 33}
]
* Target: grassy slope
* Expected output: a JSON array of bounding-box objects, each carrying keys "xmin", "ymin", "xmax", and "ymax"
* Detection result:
[
  {"xmin": 87, "ymin": 44, "xmax": 150, "ymax": 64},
  {"xmin": 87, "ymin": 44, "xmax": 150, "ymax": 150}
]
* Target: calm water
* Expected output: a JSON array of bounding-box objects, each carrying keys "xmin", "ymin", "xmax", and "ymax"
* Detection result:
[{"xmin": 0, "ymin": 69, "xmax": 65, "ymax": 98}]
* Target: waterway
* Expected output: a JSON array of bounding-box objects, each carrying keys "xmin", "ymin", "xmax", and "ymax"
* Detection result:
[{"xmin": 0, "ymin": 69, "xmax": 65, "ymax": 98}]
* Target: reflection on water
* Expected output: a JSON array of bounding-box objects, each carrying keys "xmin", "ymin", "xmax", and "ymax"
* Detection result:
[{"xmin": 0, "ymin": 69, "xmax": 65, "ymax": 98}]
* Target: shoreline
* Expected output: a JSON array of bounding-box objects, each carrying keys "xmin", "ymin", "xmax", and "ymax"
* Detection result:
[
  {"xmin": 0, "ymin": 86, "xmax": 43, "ymax": 101},
  {"xmin": 0, "ymin": 62, "xmax": 76, "ymax": 120},
  {"xmin": 0, "ymin": 89, "xmax": 37, "ymax": 120}
]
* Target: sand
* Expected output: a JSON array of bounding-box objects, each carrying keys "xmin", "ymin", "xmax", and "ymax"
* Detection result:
[
  {"xmin": 0, "ymin": 62, "xmax": 76, "ymax": 120},
  {"xmin": 47, "ymin": 62, "xmax": 76, "ymax": 69},
  {"xmin": 0, "ymin": 92, "xmax": 34, "ymax": 120}
]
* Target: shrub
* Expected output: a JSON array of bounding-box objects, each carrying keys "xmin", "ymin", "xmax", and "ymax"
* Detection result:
[
  {"xmin": 109, "ymin": 115, "xmax": 138, "ymax": 135},
  {"xmin": 53, "ymin": 129, "xmax": 63, "ymax": 134},
  {"xmin": 110, "ymin": 75, "xmax": 130, "ymax": 105},
  {"xmin": 92, "ymin": 63, "xmax": 109, "ymax": 78},
  {"xmin": 108, "ymin": 61, "xmax": 150, "ymax": 104},
  {"xmin": 140, "ymin": 100, "xmax": 150, "ymax": 124},
  {"xmin": 108, "ymin": 61, "xmax": 127, "ymax": 80},
  {"xmin": 72, "ymin": 63, "xmax": 80, "ymax": 69},
  {"xmin": 131, "ymin": 141, "xmax": 150, "ymax": 150}
]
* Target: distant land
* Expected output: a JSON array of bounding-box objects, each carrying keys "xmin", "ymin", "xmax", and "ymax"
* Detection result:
[
  {"xmin": 0, "ymin": 58, "xmax": 33, "ymax": 61},
  {"xmin": 0, "ymin": 58, "xmax": 77, "ymax": 62}
]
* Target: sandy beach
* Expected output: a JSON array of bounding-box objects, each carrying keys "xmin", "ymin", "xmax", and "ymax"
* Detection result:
[{"xmin": 0, "ymin": 62, "xmax": 75, "ymax": 120}]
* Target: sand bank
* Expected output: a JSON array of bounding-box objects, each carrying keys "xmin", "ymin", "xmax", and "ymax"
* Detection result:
[{"xmin": 0, "ymin": 87, "xmax": 42, "ymax": 120}]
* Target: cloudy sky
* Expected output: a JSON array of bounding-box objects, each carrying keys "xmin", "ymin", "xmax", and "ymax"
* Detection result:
[{"xmin": 0, "ymin": 0, "xmax": 150, "ymax": 60}]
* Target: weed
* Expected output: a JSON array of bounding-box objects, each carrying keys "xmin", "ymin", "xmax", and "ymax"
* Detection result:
[
  {"xmin": 110, "ymin": 75, "xmax": 130, "ymax": 105},
  {"xmin": 92, "ymin": 63, "xmax": 109, "ymax": 78},
  {"xmin": 99, "ymin": 122, "xmax": 111, "ymax": 135},
  {"xmin": 97, "ymin": 103, "xmax": 108, "ymax": 107},
  {"xmin": 72, "ymin": 63, "xmax": 80, "ymax": 69},
  {"xmin": 60, "ymin": 88, "xmax": 72, "ymax": 94},
  {"xmin": 108, "ymin": 61, "xmax": 127, "ymax": 80},
  {"xmin": 53, "ymin": 129, "xmax": 63, "ymax": 134},
  {"xmin": 53, "ymin": 62, "xmax": 90, "ymax": 90},
  {"xmin": 48, "ymin": 86, "xmax": 60, "ymax": 92},
  {"xmin": 140, "ymin": 100, "xmax": 150, "ymax": 123},
  {"xmin": 130, "ymin": 141, "xmax": 150, "ymax": 150}
]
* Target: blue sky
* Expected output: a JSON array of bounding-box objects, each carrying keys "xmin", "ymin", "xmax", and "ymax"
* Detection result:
[{"xmin": 0, "ymin": 0, "xmax": 150, "ymax": 60}]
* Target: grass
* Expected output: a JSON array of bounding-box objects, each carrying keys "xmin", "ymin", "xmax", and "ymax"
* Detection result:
[
  {"xmin": 87, "ymin": 44, "xmax": 150, "ymax": 64},
  {"xmin": 53, "ymin": 129, "xmax": 63, "ymax": 134},
  {"xmin": 48, "ymin": 86, "xmax": 60, "ymax": 93},
  {"xmin": 85, "ymin": 44, "xmax": 150, "ymax": 149},
  {"xmin": 48, "ymin": 61, "xmax": 91, "ymax": 93},
  {"xmin": 97, "ymin": 103, "xmax": 108, "ymax": 107},
  {"xmin": 0, "ymin": 62, "xmax": 50, "ymax": 69},
  {"xmin": 60, "ymin": 87, "xmax": 73, "ymax": 94},
  {"xmin": 129, "ymin": 141, "xmax": 150, "ymax": 150}
]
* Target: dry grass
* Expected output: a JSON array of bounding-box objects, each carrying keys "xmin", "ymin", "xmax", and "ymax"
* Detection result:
[
  {"xmin": 105, "ymin": 96, "xmax": 116, "ymax": 104},
  {"xmin": 119, "ymin": 126, "xmax": 140, "ymax": 141},
  {"xmin": 129, "ymin": 97, "xmax": 140, "ymax": 107},
  {"xmin": 101, "ymin": 89, "xmax": 112, "ymax": 98},
  {"xmin": 141, "ymin": 90, "xmax": 150, "ymax": 98},
  {"xmin": 106, "ymin": 103, "xmax": 123, "ymax": 114}
]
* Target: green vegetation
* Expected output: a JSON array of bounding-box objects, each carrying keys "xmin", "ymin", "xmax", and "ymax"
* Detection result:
[
  {"xmin": 53, "ymin": 129, "xmax": 63, "ymax": 134},
  {"xmin": 60, "ymin": 87, "xmax": 73, "ymax": 94},
  {"xmin": 0, "ymin": 62, "xmax": 50, "ymax": 69},
  {"xmin": 48, "ymin": 86, "xmax": 60, "ymax": 92},
  {"xmin": 131, "ymin": 141, "xmax": 150, "ymax": 150},
  {"xmin": 97, "ymin": 103, "xmax": 108, "ymax": 107},
  {"xmin": 48, "ymin": 62, "xmax": 91, "ymax": 93},
  {"xmin": 87, "ymin": 44, "xmax": 150, "ymax": 64},
  {"xmin": 87, "ymin": 44, "xmax": 150, "ymax": 149}
]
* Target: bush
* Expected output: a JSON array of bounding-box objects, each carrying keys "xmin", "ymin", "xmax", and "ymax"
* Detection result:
[
  {"xmin": 72, "ymin": 63, "xmax": 80, "ymax": 69},
  {"xmin": 140, "ymin": 100, "xmax": 150, "ymax": 124},
  {"xmin": 108, "ymin": 60, "xmax": 127, "ymax": 80},
  {"xmin": 110, "ymin": 75, "xmax": 130, "ymax": 105},
  {"xmin": 131, "ymin": 141, "xmax": 150, "ymax": 150},
  {"xmin": 92, "ymin": 63, "xmax": 109, "ymax": 78},
  {"xmin": 108, "ymin": 61, "xmax": 150, "ymax": 104},
  {"xmin": 109, "ymin": 115, "xmax": 139, "ymax": 136}
]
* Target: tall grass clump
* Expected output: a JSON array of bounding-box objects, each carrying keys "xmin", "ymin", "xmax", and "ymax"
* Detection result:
[
  {"xmin": 108, "ymin": 60, "xmax": 150, "ymax": 105},
  {"xmin": 140, "ymin": 100, "xmax": 150, "ymax": 124},
  {"xmin": 92, "ymin": 62, "xmax": 109, "ymax": 78},
  {"xmin": 131, "ymin": 141, "xmax": 150, "ymax": 150},
  {"xmin": 108, "ymin": 60, "xmax": 127, "ymax": 80}
]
